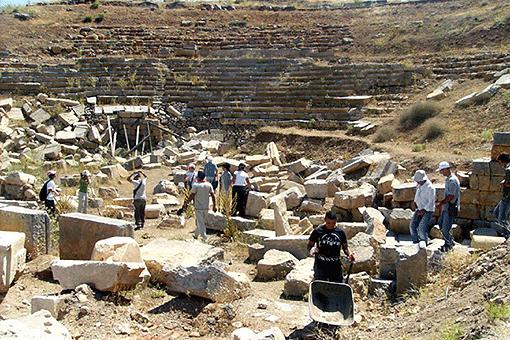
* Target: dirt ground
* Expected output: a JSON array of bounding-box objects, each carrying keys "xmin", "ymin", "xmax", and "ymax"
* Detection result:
[{"xmin": 1, "ymin": 159, "xmax": 509, "ymax": 339}]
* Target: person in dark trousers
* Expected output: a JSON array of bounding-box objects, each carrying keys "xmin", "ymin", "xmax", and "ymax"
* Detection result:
[
  {"xmin": 307, "ymin": 211, "xmax": 355, "ymax": 283},
  {"xmin": 45, "ymin": 170, "xmax": 59, "ymax": 216},
  {"xmin": 231, "ymin": 163, "xmax": 251, "ymax": 217},
  {"xmin": 492, "ymin": 153, "xmax": 510, "ymax": 238},
  {"xmin": 128, "ymin": 171, "xmax": 147, "ymax": 230}
]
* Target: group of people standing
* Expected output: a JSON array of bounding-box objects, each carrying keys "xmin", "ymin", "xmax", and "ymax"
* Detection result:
[
  {"xmin": 39, "ymin": 153, "xmax": 510, "ymax": 252},
  {"xmin": 182, "ymin": 157, "xmax": 252, "ymax": 240},
  {"xmin": 410, "ymin": 156, "xmax": 510, "ymax": 252}
]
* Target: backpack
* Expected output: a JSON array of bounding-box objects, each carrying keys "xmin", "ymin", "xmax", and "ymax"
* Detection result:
[{"xmin": 39, "ymin": 180, "xmax": 50, "ymax": 202}]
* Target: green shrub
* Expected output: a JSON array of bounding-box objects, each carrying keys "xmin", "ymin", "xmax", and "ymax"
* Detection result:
[
  {"xmin": 440, "ymin": 324, "xmax": 463, "ymax": 340},
  {"xmin": 422, "ymin": 120, "xmax": 444, "ymax": 141},
  {"xmin": 486, "ymin": 303, "xmax": 510, "ymax": 322},
  {"xmin": 82, "ymin": 15, "xmax": 92, "ymax": 23},
  {"xmin": 412, "ymin": 143, "xmax": 426, "ymax": 152},
  {"xmin": 481, "ymin": 128, "xmax": 493, "ymax": 141},
  {"xmin": 90, "ymin": 1, "xmax": 100, "ymax": 9},
  {"xmin": 373, "ymin": 126, "xmax": 397, "ymax": 143},
  {"xmin": 94, "ymin": 14, "xmax": 104, "ymax": 23},
  {"xmin": 399, "ymin": 102, "xmax": 441, "ymax": 130}
]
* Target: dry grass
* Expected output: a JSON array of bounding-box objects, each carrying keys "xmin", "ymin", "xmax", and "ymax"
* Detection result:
[{"xmin": 413, "ymin": 250, "xmax": 478, "ymax": 304}]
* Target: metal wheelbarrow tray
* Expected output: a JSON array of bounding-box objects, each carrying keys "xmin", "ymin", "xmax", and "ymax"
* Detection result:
[{"xmin": 308, "ymin": 280, "xmax": 355, "ymax": 326}]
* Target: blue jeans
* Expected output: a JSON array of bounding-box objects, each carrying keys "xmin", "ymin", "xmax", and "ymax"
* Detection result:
[
  {"xmin": 409, "ymin": 211, "xmax": 433, "ymax": 243},
  {"xmin": 493, "ymin": 200, "xmax": 510, "ymax": 237},
  {"xmin": 438, "ymin": 208, "xmax": 454, "ymax": 248}
]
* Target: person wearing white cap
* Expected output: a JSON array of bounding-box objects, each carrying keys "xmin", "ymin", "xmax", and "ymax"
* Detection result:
[
  {"xmin": 204, "ymin": 156, "xmax": 218, "ymax": 190},
  {"xmin": 185, "ymin": 163, "xmax": 197, "ymax": 189},
  {"xmin": 436, "ymin": 162, "xmax": 461, "ymax": 252},
  {"xmin": 77, "ymin": 170, "xmax": 91, "ymax": 214},
  {"xmin": 410, "ymin": 169, "xmax": 436, "ymax": 248}
]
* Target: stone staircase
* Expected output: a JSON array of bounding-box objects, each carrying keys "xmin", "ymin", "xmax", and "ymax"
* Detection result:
[
  {"xmin": 418, "ymin": 52, "xmax": 510, "ymax": 80},
  {"xmin": 0, "ymin": 57, "xmax": 416, "ymax": 127},
  {"xmin": 68, "ymin": 24, "xmax": 353, "ymax": 58}
]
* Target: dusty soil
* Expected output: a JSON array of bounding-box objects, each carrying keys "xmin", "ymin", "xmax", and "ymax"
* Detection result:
[{"xmin": 1, "ymin": 163, "xmax": 509, "ymax": 339}]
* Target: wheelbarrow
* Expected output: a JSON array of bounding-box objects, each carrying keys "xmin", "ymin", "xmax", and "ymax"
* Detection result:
[{"xmin": 308, "ymin": 262, "xmax": 355, "ymax": 326}]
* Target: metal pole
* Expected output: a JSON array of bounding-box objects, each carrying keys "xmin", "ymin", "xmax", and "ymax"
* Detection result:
[
  {"xmin": 146, "ymin": 122, "xmax": 153, "ymax": 153},
  {"xmin": 135, "ymin": 124, "xmax": 140, "ymax": 157},
  {"xmin": 123, "ymin": 124, "xmax": 130, "ymax": 150}
]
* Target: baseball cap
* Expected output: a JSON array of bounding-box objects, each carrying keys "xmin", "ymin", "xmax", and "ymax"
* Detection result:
[
  {"xmin": 436, "ymin": 161, "xmax": 451, "ymax": 172},
  {"xmin": 413, "ymin": 170, "xmax": 428, "ymax": 182}
]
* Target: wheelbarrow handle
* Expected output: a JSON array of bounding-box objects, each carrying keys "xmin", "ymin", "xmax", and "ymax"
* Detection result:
[{"xmin": 344, "ymin": 261, "xmax": 354, "ymax": 284}]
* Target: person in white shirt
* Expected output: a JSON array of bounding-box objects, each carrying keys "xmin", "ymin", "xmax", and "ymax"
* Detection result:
[
  {"xmin": 128, "ymin": 171, "xmax": 147, "ymax": 230},
  {"xmin": 409, "ymin": 169, "xmax": 436, "ymax": 248},
  {"xmin": 183, "ymin": 171, "xmax": 217, "ymax": 241},
  {"xmin": 44, "ymin": 170, "xmax": 59, "ymax": 216},
  {"xmin": 231, "ymin": 163, "xmax": 251, "ymax": 217}
]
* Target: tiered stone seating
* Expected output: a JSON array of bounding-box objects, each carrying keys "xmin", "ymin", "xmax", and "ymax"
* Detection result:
[
  {"xmin": 418, "ymin": 52, "xmax": 510, "ymax": 80},
  {"xmin": 67, "ymin": 24, "xmax": 353, "ymax": 57},
  {"xmin": 0, "ymin": 57, "xmax": 415, "ymax": 126}
]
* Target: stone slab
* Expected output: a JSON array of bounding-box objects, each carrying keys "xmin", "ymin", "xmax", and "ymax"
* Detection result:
[
  {"xmin": 59, "ymin": 213, "xmax": 134, "ymax": 260},
  {"xmin": 0, "ymin": 206, "xmax": 50, "ymax": 259}
]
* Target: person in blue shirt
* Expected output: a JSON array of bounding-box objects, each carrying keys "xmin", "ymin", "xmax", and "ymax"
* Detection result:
[
  {"xmin": 436, "ymin": 161, "xmax": 461, "ymax": 252},
  {"xmin": 204, "ymin": 156, "xmax": 218, "ymax": 190}
]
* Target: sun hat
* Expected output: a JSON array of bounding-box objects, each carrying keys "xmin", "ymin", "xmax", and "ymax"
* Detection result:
[
  {"xmin": 47, "ymin": 170, "xmax": 56, "ymax": 176},
  {"xmin": 436, "ymin": 161, "xmax": 451, "ymax": 172},
  {"xmin": 412, "ymin": 169, "xmax": 428, "ymax": 182}
]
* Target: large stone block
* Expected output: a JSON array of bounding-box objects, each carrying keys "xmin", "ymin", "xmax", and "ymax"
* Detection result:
[
  {"xmin": 392, "ymin": 182, "xmax": 417, "ymax": 202},
  {"xmin": 91, "ymin": 237, "xmax": 143, "ymax": 262},
  {"xmin": 338, "ymin": 222, "xmax": 368, "ymax": 239},
  {"xmin": 273, "ymin": 206, "xmax": 292, "ymax": 236},
  {"xmin": 263, "ymin": 235, "xmax": 309, "ymax": 260},
  {"xmin": 377, "ymin": 174, "xmax": 396, "ymax": 196},
  {"xmin": 0, "ymin": 231, "xmax": 26, "ymax": 293},
  {"xmin": 0, "ymin": 206, "xmax": 50, "ymax": 259},
  {"xmin": 0, "ymin": 310, "xmax": 71, "ymax": 339},
  {"xmin": 256, "ymin": 249, "xmax": 298, "ymax": 281},
  {"xmin": 140, "ymin": 239, "xmax": 248, "ymax": 302},
  {"xmin": 283, "ymin": 257, "xmax": 314, "ymax": 297},
  {"xmin": 100, "ymin": 164, "xmax": 129, "ymax": 179},
  {"xmin": 472, "ymin": 158, "xmax": 491, "ymax": 176},
  {"xmin": 379, "ymin": 243, "xmax": 398, "ymax": 280},
  {"xmin": 349, "ymin": 232, "xmax": 378, "ymax": 274},
  {"xmin": 470, "ymin": 228, "xmax": 506, "ymax": 250},
  {"xmin": 388, "ymin": 208, "xmax": 413, "ymax": 234},
  {"xmin": 245, "ymin": 191, "xmax": 269, "ymax": 218},
  {"xmin": 287, "ymin": 158, "xmax": 313, "ymax": 174},
  {"xmin": 335, "ymin": 183, "xmax": 376, "ymax": 210},
  {"xmin": 304, "ymin": 179, "xmax": 329, "ymax": 199},
  {"xmin": 457, "ymin": 204, "xmax": 480, "ymax": 220},
  {"xmin": 245, "ymin": 155, "xmax": 271, "ymax": 167},
  {"xmin": 145, "ymin": 204, "xmax": 164, "ymax": 219},
  {"xmin": 59, "ymin": 213, "xmax": 134, "ymax": 260},
  {"xmin": 52, "ymin": 260, "xmax": 146, "ymax": 292},
  {"xmin": 31, "ymin": 295, "xmax": 67, "ymax": 320},
  {"xmin": 396, "ymin": 246, "xmax": 427, "ymax": 294}
]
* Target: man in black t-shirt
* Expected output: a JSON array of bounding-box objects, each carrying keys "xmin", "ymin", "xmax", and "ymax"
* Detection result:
[{"xmin": 307, "ymin": 211, "xmax": 355, "ymax": 283}]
